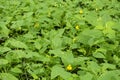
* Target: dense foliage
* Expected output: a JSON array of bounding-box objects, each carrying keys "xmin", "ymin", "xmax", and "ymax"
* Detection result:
[{"xmin": 0, "ymin": 0, "xmax": 120, "ymax": 80}]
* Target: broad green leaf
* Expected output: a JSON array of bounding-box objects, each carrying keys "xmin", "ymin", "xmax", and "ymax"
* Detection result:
[
  {"xmin": 78, "ymin": 29, "xmax": 103, "ymax": 45},
  {"xmin": 81, "ymin": 29, "xmax": 103, "ymax": 38},
  {"xmin": 88, "ymin": 38, "xmax": 95, "ymax": 46},
  {"xmin": 98, "ymin": 70, "xmax": 120, "ymax": 80},
  {"xmin": 49, "ymin": 29, "xmax": 64, "ymax": 49},
  {"xmin": 96, "ymin": 0, "xmax": 105, "ymax": 8},
  {"xmin": 5, "ymin": 39, "xmax": 28, "ymax": 49},
  {"xmin": 0, "ymin": 73, "xmax": 18, "ymax": 80},
  {"xmin": 25, "ymin": 51, "xmax": 40, "ymax": 58},
  {"xmin": 32, "ymin": 68, "xmax": 44, "ymax": 75},
  {"xmin": 49, "ymin": 29, "xmax": 64, "ymax": 38},
  {"xmin": 78, "ymin": 48, "xmax": 86, "ymax": 55},
  {"xmin": 93, "ymin": 52, "xmax": 105, "ymax": 58},
  {"xmin": 51, "ymin": 65, "xmax": 72, "ymax": 80},
  {"xmin": 23, "ymin": 12, "xmax": 33, "ymax": 18},
  {"xmin": 113, "ymin": 55, "xmax": 120, "ymax": 63},
  {"xmin": 93, "ymin": 48, "xmax": 106, "ymax": 58},
  {"xmin": 5, "ymin": 50, "xmax": 26, "ymax": 61},
  {"xmin": 0, "ymin": 22, "xmax": 10, "ymax": 37},
  {"xmin": 66, "ymin": 21, "xmax": 73, "ymax": 29},
  {"xmin": 60, "ymin": 51, "xmax": 74, "ymax": 66},
  {"xmin": 49, "ymin": 50, "xmax": 74, "ymax": 65},
  {"xmin": 23, "ymin": 33, "xmax": 34, "ymax": 39},
  {"xmin": 85, "ymin": 11, "xmax": 98, "ymax": 26},
  {"xmin": 34, "ymin": 41, "xmax": 42, "ymax": 50},
  {"xmin": 99, "ymin": 41, "xmax": 119, "ymax": 50},
  {"xmin": 112, "ymin": 22, "xmax": 120, "ymax": 31},
  {"xmin": 77, "ymin": 34, "xmax": 91, "ymax": 45},
  {"xmin": 26, "ymin": 50, "xmax": 50, "ymax": 62},
  {"xmin": 11, "ymin": 20, "xmax": 24, "ymax": 30},
  {"xmin": 87, "ymin": 61, "xmax": 100, "ymax": 74},
  {"xmin": 0, "ymin": 47, "xmax": 11, "ymax": 54},
  {"xmin": 95, "ymin": 25, "xmax": 104, "ymax": 30},
  {"xmin": 101, "ymin": 63, "xmax": 116, "ymax": 70},
  {"xmin": 74, "ymin": 57, "xmax": 90, "ymax": 62},
  {"xmin": 51, "ymin": 36, "xmax": 62, "ymax": 49},
  {"xmin": 62, "ymin": 36, "xmax": 72, "ymax": 45},
  {"xmin": 74, "ymin": 57, "xmax": 89, "ymax": 66},
  {"xmin": 42, "ymin": 77, "xmax": 47, "ymax": 80},
  {"xmin": 103, "ymin": 26, "xmax": 116, "ymax": 39},
  {"xmin": 71, "ymin": 43, "xmax": 80, "ymax": 49},
  {"xmin": 106, "ymin": 21, "xmax": 115, "ymax": 28},
  {"xmin": 80, "ymin": 72, "xmax": 93, "ymax": 80},
  {"xmin": 49, "ymin": 49, "xmax": 64, "ymax": 57},
  {"xmin": 0, "ymin": 59, "xmax": 8, "ymax": 65},
  {"xmin": 31, "ymin": 73, "xmax": 39, "ymax": 79},
  {"xmin": 10, "ymin": 67, "xmax": 22, "ymax": 73},
  {"xmin": 51, "ymin": 65, "xmax": 64, "ymax": 79}
]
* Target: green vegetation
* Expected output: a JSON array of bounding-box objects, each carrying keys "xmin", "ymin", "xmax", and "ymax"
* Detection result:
[{"xmin": 0, "ymin": 0, "xmax": 120, "ymax": 80}]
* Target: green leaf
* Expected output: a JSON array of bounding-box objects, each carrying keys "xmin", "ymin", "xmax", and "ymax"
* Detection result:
[
  {"xmin": 10, "ymin": 67, "xmax": 22, "ymax": 73},
  {"xmin": 0, "ymin": 73, "xmax": 18, "ymax": 80},
  {"xmin": 51, "ymin": 36, "xmax": 62, "ymax": 49},
  {"xmin": 80, "ymin": 72, "xmax": 93, "ymax": 80},
  {"xmin": 85, "ymin": 11, "xmax": 98, "ymax": 26},
  {"xmin": 0, "ymin": 47, "xmax": 11, "ymax": 54},
  {"xmin": 11, "ymin": 20, "xmax": 24, "ymax": 30},
  {"xmin": 113, "ymin": 55, "xmax": 120, "ymax": 63},
  {"xmin": 49, "ymin": 29, "xmax": 64, "ymax": 38},
  {"xmin": 87, "ymin": 61, "xmax": 100, "ymax": 74},
  {"xmin": 49, "ymin": 29, "xmax": 64, "ymax": 49},
  {"xmin": 25, "ymin": 50, "xmax": 50, "ymax": 62},
  {"xmin": 5, "ymin": 39, "xmax": 28, "ymax": 49},
  {"xmin": 31, "ymin": 73, "xmax": 39, "ymax": 79},
  {"xmin": 23, "ymin": 12, "xmax": 33, "ymax": 18},
  {"xmin": 106, "ymin": 21, "xmax": 115, "ymax": 28},
  {"xmin": 77, "ymin": 33, "xmax": 91, "ymax": 45},
  {"xmin": 49, "ymin": 49, "xmax": 64, "ymax": 57},
  {"xmin": 25, "ymin": 51, "xmax": 41, "ymax": 59},
  {"xmin": 34, "ymin": 41, "xmax": 42, "ymax": 50},
  {"xmin": 74, "ymin": 57, "xmax": 90, "ymax": 66},
  {"xmin": 103, "ymin": 26, "xmax": 116, "ymax": 39},
  {"xmin": 93, "ymin": 52, "xmax": 105, "ymax": 58},
  {"xmin": 112, "ymin": 22, "xmax": 120, "ymax": 31},
  {"xmin": 5, "ymin": 50, "xmax": 26, "ymax": 61},
  {"xmin": 60, "ymin": 51, "xmax": 74, "ymax": 66},
  {"xmin": 0, "ymin": 59, "xmax": 8, "ymax": 65},
  {"xmin": 101, "ymin": 63, "xmax": 116, "ymax": 70},
  {"xmin": 0, "ymin": 22, "xmax": 10, "ymax": 37},
  {"xmin": 81, "ymin": 29, "xmax": 103, "ymax": 38},
  {"xmin": 78, "ymin": 29, "xmax": 103, "ymax": 45},
  {"xmin": 49, "ymin": 50, "xmax": 74, "ymax": 65},
  {"xmin": 51, "ymin": 65, "xmax": 64, "ymax": 79},
  {"xmin": 23, "ymin": 33, "xmax": 34, "ymax": 39},
  {"xmin": 98, "ymin": 70, "xmax": 120, "ymax": 80},
  {"xmin": 51, "ymin": 65, "xmax": 72, "ymax": 80},
  {"xmin": 93, "ymin": 48, "xmax": 106, "ymax": 58}
]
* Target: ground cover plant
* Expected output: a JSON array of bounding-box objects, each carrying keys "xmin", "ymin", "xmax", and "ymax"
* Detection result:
[{"xmin": 0, "ymin": 0, "xmax": 120, "ymax": 80}]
